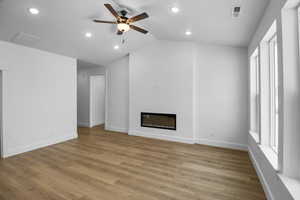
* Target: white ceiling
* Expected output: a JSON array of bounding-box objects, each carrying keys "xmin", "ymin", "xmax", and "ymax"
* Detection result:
[{"xmin": 0, "ymin": 0, "xmax": 269, "ymax": 65}]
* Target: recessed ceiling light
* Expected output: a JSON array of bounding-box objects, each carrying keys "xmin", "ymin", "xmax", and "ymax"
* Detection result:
[
  {"xmin": 85, "ymin": 32, "xmax": 92, "ymax": 38},
  {"xmin": 171, "ymin": 7, "xmax": 180, "ymax": 13},
  {"xmin": 185, "ymin": 30, "xmax": 192, "ymax": 36},
  {"xmin": 28, "ymin": 8, "xmax": 39, "ymax": 15},
  {"xmin": 114, "ymin": 45, "xmax": 120, "ymax": 50}
]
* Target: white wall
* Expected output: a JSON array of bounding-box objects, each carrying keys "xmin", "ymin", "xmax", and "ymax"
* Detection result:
[
  {"xmin": 0, "ymin": 41, "xmax": 77, "ymax": 158},
  {"xmin": 77, "ymin": 61, "xmax": 105, "ymax": 127},
  {"xmin": 127, "ymin": 40, "xmax": 247, "ymax": 147},
  {"xmin": 249, "ymin": 0, "xmax": 287, "ymax": 53},
  {"xmin": 129, "ymin": 41, "xmax": 197, "ymax": 143},
  {"xmin": 196, "ymin": 44, "xmax": 249, "ymax": 150},
  {"xmin": 105, "ymin": 56, "xmax": 129, "ymax": 133},
  {"xmin": 126, "ymin": 40, "xmax": 249, "ymax": 147}
]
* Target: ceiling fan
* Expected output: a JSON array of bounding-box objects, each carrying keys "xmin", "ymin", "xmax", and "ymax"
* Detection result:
[{"xmin": 94, "ymin": 4, "xmax": 149, "ymax": 35}]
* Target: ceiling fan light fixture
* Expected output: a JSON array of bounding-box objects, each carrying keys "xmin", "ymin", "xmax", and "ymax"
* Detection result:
[
  {"xmin": 93, "ymin": 4, "xmax": 149, "ymax": 35},
  {"xmin": 117, "ymin": 23, "xmax": 130, "ymax": 32}
]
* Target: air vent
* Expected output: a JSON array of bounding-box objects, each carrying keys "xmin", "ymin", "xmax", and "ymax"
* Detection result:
[
  {"xmin": 234, "ymin": 6, "xmax": 241, "ymax": 13},
  {"xmin": 11, "ymin": 32, "xmax": 40, "ymax": 46},
  {"xmin": 232, "ymin": 6, "xmax": 241, "ymax": 18}
]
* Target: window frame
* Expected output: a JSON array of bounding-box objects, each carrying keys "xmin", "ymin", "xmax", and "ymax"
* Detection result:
[
  {"xmin": 254, "ymin": 54, "xmax": 260, "ymax": 139},
  {"xmin": 249, "ymin": 48, "xmax": 261, "ymax": 143},
  {"xmin": 257, "ymin": 20, "xmax": 279, "ymax": 170},
  {"xmin": 268, "ymin": 33, "xmax": 279, "ymax": 154}
]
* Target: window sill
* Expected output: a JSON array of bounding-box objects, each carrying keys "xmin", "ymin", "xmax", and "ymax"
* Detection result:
[
  {"xmin": 278, "ymin": 175, "xmax": 300, "ymax": 200},
  {"xmin": 249, "ymin": 131, "xmax": 278, "ymax": 170},
  {"xmin": 249, "ymin": 131, "xmax": 260, "ymax": 143},
  {"xmin": 259, "ymin": 145, "xmax": 279, "ymax": 171}
]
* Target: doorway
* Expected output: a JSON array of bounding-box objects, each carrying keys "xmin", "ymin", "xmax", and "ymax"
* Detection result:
[{"xmin": 89, "ymin": 75, "xmax": 106, "ymax": 128}]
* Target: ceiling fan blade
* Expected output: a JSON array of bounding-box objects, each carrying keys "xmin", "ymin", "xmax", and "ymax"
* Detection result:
[
  {"xmin": 104, "ymin": 4, "xmax": 120, "ymax": 19},
  {"xmin": 93, "ymin": 20, "xmax": 117, "ymax": 24},
  {"xmin": 128, "ymin": 12, "xmax": 149, "ymax": 23},
  {"xmin": 130, "ymin": 25, "xmax": 148, "ymax": 34}
]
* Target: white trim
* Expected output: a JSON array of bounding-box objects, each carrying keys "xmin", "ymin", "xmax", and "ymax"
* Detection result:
[
  {"xmin": 89, "ymin": 76, "xmax": 94, "ymax": 128},
  {"xmin": 250, "ymin": 128, "xmax": 279, "ymax": 171},
  {"xmin": 249, "ymin": 131, "xmax": 260, "ymax": 143},
  {"xmin": 3, "ymin": 132, "xmax": 78, "ymax": 158},
  {"xmin": 284, "ymin": 0, "xmax": 300, "ymax": 8},
  {"xmin": 105, "ymin": 125, "xmax": 128, "ymax": 133},
  {"xmin": 196, "ymin": 138, "xmax": 248, "ymax": 151},
  {"xmin": 249, "ymin": 148, "xmax": 275, "ymax": 200},
  {"xmin": 78, "ymin": 122, "xmax": 90, "ymax": 127},
  {"xmin": 261, "ymin": 20, "xmax": 277, "ymax": 43},
  {"xmin": 128, "ymin": 130, "xmax": 196, "ymax": 144},
  {"xmin": 128, "ymin": 130, "xmax": 248, "ymax": 150},
  {"xmin": 278, "ymin": 174, "xmax": 300, "ymax": 200},
  {"xmin": 90, "ymin": 123, "xmax": 104, "ymax": 128},
  {"xmin": 259, "ymin": 145, "xmax": 279, "ymax": 171},
  {"xmin": 0, "ymin": 70, "xmax": 3, "ymax": 158},
  {"xmin": 104, "ymin": 70, "xmax": 109, "ymax": 129},
  {"xmin": 0, "ymin": 69, "xmax": 7, "ymax": 159}
]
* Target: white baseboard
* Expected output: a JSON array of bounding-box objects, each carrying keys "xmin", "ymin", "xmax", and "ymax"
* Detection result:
[
  {"xmin": 4, "ymin": 132, "xmax": 78, "ymax": 158},
  {"xmin": 105, "ymin": 125, "xmax": 128, "ymax": 133},
  {"xmin": 128, "ymin": 130, "xmax": 196, "ymax": 144},
  {"xmin": 196, "ymin": 138, "xmax": 248, "ymax": 151},
  {"xmin": 78, "ymin": 122, "xmax": 90, "ymax": 127},
  {"xmin": 248, "ymin": 148, "xmax": 274, "ymax": 200}
]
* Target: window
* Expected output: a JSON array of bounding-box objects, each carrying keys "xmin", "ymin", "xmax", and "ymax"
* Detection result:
[
  {"xmin": 268, "ymin": 34, "xmax": 279, "ymax": 153},
  {"xmin": 256, "ymin": 21, "xmax": 279, "ymax": 169},
  {"xmin": 250, "ymin": 49, "xmax": 260, "ymax": 140}
]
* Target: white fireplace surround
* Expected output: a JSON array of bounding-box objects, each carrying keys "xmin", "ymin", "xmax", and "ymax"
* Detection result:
[{"xmin": 105, "ymin": 40, "xmax": 248, "ymax": 151}]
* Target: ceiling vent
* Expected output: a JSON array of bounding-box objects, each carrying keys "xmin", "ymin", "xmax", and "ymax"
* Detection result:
[
  {"xmin": 232, "ymin": 6, "xmax": 241, "ymax": 18},
  {"xmin": 11, "ymin": 32, "xmax": 40, "ymax": 46}
]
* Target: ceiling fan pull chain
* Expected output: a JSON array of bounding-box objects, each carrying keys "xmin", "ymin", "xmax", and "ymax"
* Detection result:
[{"xmin": 121, "ymin": 34, "xmax": 126, "ymax": 44}]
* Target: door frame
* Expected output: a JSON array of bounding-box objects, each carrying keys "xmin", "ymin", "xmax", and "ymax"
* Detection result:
[
  {"xmin": 89, "ymin": 74, "xmax": 106, "ymax": 128},
  {"xmin": 0, "ymin": 67, "xmax": 7, "ymax": 158}
]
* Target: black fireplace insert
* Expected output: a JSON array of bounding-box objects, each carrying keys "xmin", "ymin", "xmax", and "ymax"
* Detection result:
[{"xmin": 141, "ymin": 112, "xmax": 176, "ymax": 130}]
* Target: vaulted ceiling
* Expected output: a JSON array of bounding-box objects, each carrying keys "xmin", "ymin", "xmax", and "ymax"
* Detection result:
[{"xmin": 0, "ymin": 0, "xmax": 269, "ymax": 65}]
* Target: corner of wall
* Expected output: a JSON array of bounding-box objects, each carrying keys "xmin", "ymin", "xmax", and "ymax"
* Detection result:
[{"xmin": 4, "ymin": 132, "xmax": 78, "ymax": 158}]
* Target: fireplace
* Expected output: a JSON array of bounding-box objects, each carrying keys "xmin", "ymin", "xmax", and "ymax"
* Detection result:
[{"xmin": 141, "ymin": 112, "xmax": 176, "ymax": 130}]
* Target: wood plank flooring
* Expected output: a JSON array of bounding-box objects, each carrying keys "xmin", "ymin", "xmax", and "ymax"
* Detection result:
[{"xmin": 0, "ymin": 126, "xmax": 266, "ymax": 200}]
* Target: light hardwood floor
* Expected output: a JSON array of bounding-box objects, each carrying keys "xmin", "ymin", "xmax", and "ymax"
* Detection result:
[{"xmin": 0, "ymin": 126, "xmax": 266, "ymax": 200}]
